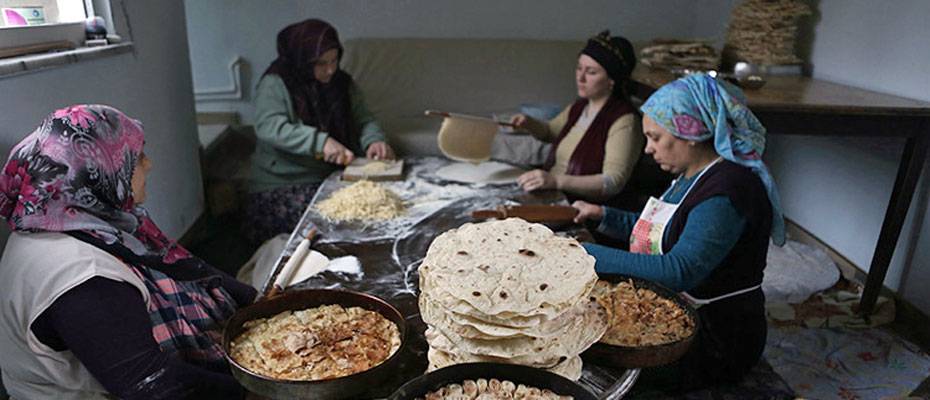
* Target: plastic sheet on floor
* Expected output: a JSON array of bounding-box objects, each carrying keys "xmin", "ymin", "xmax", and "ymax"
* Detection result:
[
  {"xmin": 766, "ymin": 284, "xmax": 896, "ymax": 329},
  {"xmin": 763, "ymin": 239, "xmax": 840, "ymax": 304},
  {"xmin": 765, "ymin": 325, "xmax": 930, "ymax": 399}
]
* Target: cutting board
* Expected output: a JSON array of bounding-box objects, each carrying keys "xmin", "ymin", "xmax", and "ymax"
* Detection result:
[{"xmin": 342, "ymin": 158, "xmax": 405, "ymax": 181}]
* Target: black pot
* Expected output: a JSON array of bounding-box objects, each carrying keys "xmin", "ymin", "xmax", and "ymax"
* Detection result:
[
  {"xmin": 223, "ymin": 289, "xmax": 407, "ymax": 400},
  {"xmin": 582, "ymin": 274, "xmax": 699, "ymax": 369},
  {"xmin": 389, "ymin": 362, "xmax": 599, "ymax": 400}
]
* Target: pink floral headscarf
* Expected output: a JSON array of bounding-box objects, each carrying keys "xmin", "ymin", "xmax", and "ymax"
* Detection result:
[
  {"xmin": 0, "ymin": 104, "xmax": 195, "ymax": 260},
  {"xmin": 0, "ymin": 105, "xmax": 240, "ymax": 365},
  {"xmin": 1, "ymin": 105, "xmax": 144, "ymax": 234}
]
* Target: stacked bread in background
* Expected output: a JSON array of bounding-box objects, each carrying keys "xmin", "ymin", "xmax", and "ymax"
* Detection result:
[
  {"xmin": 640, "ymin": 40, "xmax": 720, "ymax": 71},
  {"xmin": 724, "ymin": 0, "xmax": 812, "ymax": 66},
  {"xmin": 418, "ymin": 218, "xmax": 607, "ymax": 380}
]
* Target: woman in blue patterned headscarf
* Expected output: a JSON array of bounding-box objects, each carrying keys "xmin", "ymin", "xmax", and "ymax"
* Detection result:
[
  {"xmin": 572, "ymin": 73, "xmax": 784, "ymax": 393},
  {"xmin": 640, "ymin": 73, "xmax": 785, "ymax": 244}
]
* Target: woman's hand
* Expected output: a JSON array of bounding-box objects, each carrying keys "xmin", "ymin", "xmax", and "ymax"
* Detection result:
[
  {"xmin": 322, "ymin": 137, "xmax": 355, "ymax": 165},
  {"xmin": 366, "ymin": 141, "xmax": 395, "ymax": 160},
  {"xmin": 517, "ymin": 169, "xmax": 559, "ymax": 192},
  {"xmin": 572, "ymin": 200, "xmax": 604, "ymax": 224},
  {"xmin": 510, "ymin": 114, "xmax": 529, "ymax": 130}
]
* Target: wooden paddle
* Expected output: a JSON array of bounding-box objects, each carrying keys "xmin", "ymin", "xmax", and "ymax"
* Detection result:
[{"xmin": 425, "ymin": 110, "xmax": 518, "ymax": 128}]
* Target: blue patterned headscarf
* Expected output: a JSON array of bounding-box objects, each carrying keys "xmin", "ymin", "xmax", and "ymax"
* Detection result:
[{"xmin": 641, "ymin": 73, "xmax": 785, "ymax": 245}]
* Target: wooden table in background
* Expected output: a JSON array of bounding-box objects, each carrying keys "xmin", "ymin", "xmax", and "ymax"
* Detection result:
[{"xmin": 632, "ymin": 67, "xmax": 930, "ymax": 316}]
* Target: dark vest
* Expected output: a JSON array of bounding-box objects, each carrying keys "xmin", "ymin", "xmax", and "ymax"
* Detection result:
[
  {"xmin": 660, "ymin": 160, "xmax": 774, "ymax": 389},
  {"xmin": 543, "ymin": 97, "xmax": 634, "ymax": 175},
  {"xmin": 662, "ymin": 160, "xmax": 772, "ymax": 298},
  {"xmin": 543, "ymin": 97, "xmax": 672, "ymax": 211}
]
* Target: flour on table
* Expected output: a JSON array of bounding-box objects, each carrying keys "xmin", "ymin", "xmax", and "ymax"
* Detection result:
[
  {"xmin": 435, "ymin": 161, "xmax": 525, "ymax": 184},
  {"xmin": 327, "ymin": 256, "xmax": 363, "ymax": 275}
]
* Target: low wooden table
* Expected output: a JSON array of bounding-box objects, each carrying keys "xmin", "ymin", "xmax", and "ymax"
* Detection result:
[
  {"xmin": 633, "ymin": 67, "xmax": 930, "ymax": 316},
  {"xmin": 271, "ymin": 157, "xmax": 639, "ymax": 399}
]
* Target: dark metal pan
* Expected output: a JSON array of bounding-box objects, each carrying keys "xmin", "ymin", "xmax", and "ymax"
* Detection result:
[
  {"xmin": 582, "ymin": 274, "xmax": 699, "ymax": 369},
  {"xmin": 223, "ymin": 289, "xmax": 407, "ymax": 400},
  {"xmin": 389, "ymin": 362, "xmax": 600, "ymax": 400}
]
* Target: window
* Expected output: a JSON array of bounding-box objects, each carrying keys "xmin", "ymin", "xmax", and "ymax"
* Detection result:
[
  {"xmin": 1, "ymin": 0, "xmax": 87, "ymax": 27},
  {"xmin": 0, "ymin": 0, "xmax": 127, "ymax": 77},
  {"xmin": 0, "ymin": 0, "xmax": 92, "ymax": 58}
]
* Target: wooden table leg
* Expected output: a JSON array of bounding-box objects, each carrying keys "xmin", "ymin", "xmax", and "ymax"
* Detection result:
[{"xmin": 860, "ymin": 128, "xmax": 930, "ymax": 316}]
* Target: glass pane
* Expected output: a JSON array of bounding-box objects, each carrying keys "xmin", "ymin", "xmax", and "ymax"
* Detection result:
[
  {"xmin": 56, "ymin": 0, "xmax": 86, "ymax": 23},
  {"xmin": 0, "ymin": 0, "xmax": 86, "ymax": 27}
]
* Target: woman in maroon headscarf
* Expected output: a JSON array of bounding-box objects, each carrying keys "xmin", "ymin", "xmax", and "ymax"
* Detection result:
[
  {"xmin": 246, "ymin": 19, "xmax": 394, "ymax": 244},
  {"xmin": 511, "ymin": 31, "xmax": 668, "ymax": 209}
]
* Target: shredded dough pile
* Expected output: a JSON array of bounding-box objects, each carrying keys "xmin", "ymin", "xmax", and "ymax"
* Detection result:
[
  {"xmin": 316, "ymin": 180, "xmax": 406, "ymax": 221},
  {"xmin": 361, "ymin": 161, "xmax": 391, "ymax": 174}
]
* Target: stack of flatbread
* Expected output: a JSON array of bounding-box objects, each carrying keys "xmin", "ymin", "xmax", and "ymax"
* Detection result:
[
  {"xmin": 640, "ymin": 39, "xmax": 720, "ymax": 71},
  {"xmin": 418, "ymin": 218, "xmax": 607, "ymax": 380},
  {"xmin": 724, "ymin": 0, "xmax": 812, "ymax": 65}
]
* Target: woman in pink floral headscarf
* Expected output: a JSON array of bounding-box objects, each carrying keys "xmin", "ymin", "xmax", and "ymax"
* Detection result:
[{"xmin": 0, "ymin": 105, "xmax": 255, "ymax": 399}]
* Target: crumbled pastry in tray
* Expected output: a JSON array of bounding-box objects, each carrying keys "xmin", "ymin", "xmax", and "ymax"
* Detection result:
[
  {"xmin": 230, "ymin": 304, "xmax": 401, "ymax": 380},
  {"xmin": 594, "ymin": 280, "xmax": 695, "ymax": 347}
]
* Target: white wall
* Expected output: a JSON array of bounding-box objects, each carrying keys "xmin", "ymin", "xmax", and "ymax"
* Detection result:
[
  {"xmin": 778, "ymin": 0, "xmax": 930, "ymax": 312},
  {"xmin": 0, "ymin": 0, "xmax": 203, "ymax": 242},
  {"xmin": 695, "ymin": 0, "xmax": 930, "ymax": 313},
  {"xmin": 183, "ymin": 0, "xmax": 700, "ymax": 122}
]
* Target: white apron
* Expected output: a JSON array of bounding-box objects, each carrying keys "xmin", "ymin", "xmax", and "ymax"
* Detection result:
[{"xmin": 628, "ymin": 158, "xmax": 760, "ymax": 307}]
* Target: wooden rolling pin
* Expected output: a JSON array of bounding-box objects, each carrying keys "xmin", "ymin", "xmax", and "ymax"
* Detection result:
[
  {"xmin": 472, "ymin": 204, "xmax": 579, "ymax": 223},
  {"xmin": 262, "ymin": 227, "xmax": 318, "ymax": 299}
]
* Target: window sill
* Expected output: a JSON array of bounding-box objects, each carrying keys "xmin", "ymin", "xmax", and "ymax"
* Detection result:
[{"xmin": 0, "ymin": 42, "xmax": 133, "ymax": 79}]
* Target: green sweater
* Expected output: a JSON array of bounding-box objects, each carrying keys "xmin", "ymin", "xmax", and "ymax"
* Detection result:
[{"xmin": 249, "ymin": 74, "xmax": 386, "ymax": 192}]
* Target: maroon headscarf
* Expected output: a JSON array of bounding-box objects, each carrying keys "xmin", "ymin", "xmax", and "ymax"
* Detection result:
[{"xmin": 264, "ymin": 19, "xmax": 360, "ymax": 152}]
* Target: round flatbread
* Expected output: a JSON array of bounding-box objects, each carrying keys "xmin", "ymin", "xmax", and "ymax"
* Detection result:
[
  {"xmin": 427, "ymin": 348, "xmax": 582, "ymax": 381},
  {"xmin": 419, "ymin": 291, "xmax": 601, "ymax": 340},
  {"xmin": 437, "ymin": 117, "xmax": 498, "ymax": 163},
  {"xmin": 418, "ymin": 219, "xmax": 597, "ymax": 319},
  {"xmin": 423, "ymin": 298, "xmax": 606, "ymax": 362}
]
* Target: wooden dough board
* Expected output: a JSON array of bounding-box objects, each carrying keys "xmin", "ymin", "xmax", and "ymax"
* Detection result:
[{"xmin": 342, "ymin": 158, "xmax": 405, "ymax": 181}]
